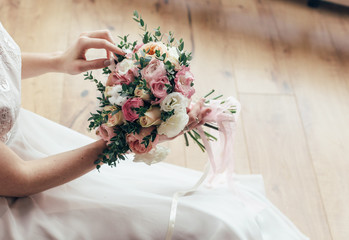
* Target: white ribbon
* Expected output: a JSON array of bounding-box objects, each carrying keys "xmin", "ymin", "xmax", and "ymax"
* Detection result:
[
  {"xmin": 165, "ymin": 97, "xmax": 240, "ymax": 239},
  {"xmin": 165, "ymin": 162, "xmax": 210, "ymax": 240}
]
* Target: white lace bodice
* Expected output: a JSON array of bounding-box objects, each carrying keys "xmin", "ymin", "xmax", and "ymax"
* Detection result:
[{"xmin": 0, "ymin": 22, "xmax": 21, "ymax": 144}]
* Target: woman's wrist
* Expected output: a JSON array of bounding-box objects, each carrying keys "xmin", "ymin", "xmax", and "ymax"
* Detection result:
[
  {"xmin": 89, "ymin": 139, "xmax": 107, "ymax": 166},
  {"xmin": 21, "ymin": 52, "xmax": 65, "ymax": 79},
  {"xmin": 49, "ymin": 51, "xmax": 65, "ymax": 73}
]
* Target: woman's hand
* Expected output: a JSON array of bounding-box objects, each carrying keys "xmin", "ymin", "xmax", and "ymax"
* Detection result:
[
  {"xmin": 22, "ymin": 30, "xmax": 124, "ymax": 79},
  {"xmin": 58, "ymin": 30, "xmax": 124, "ymax": 75},
  {"xmin": 186, "ymin": 99, "xmax": 211, "ymax": 131}
]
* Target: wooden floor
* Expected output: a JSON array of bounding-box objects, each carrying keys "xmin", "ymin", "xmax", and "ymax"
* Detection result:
[{"xmin": 1, "ymin": 0, "xmax": 349, "ymax": 239}]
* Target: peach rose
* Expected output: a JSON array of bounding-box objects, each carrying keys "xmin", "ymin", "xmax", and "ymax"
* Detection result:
[
  {"xmin": 103, "ymin": 106, "xmax": 124, "ymax": 127},
  {"xmin": 139, "ymin": 107, "xmax": 162, "ymax": 127},
  {"xmin": 138, "ymin": 41, "xmax": 167, "ymax": 57},
  {"xmin": 134, "ymin": 86, "xmax": 151, "ymax": 101},
  {"xmin": 126, "ymin": 127, "xmax": 159, "ymax": 154}
]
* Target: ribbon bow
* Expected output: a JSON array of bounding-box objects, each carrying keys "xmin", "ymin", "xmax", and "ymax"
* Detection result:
[{"xmin": 165, "ymin": 97, "xmax": 241, "ymax": 240}]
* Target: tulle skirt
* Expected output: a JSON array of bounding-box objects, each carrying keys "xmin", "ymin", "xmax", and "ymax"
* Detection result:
[{"xmin": 0, "ymin": 108, "xmax": 309, "ymax": 240}]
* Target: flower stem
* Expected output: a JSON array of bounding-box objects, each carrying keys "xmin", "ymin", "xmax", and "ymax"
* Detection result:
[{"xmin": 204, "ymin": 123, "xmax": 219, "ymax": 131}]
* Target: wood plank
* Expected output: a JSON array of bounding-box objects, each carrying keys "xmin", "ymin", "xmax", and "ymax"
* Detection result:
[
  {"xmin": 186, "ymin": 0, "xmax": 251, "ymax": 173},
  {"xmin": 240, "ymin": 94, "xmax": 332, "ymax": 240},
  {"xmin": 216, "ymin": 0, "xmax": 294, "ymax": 94},
  {"xmin": 268, "ymin": 1, "xmax": 349, "ymax": 239}
]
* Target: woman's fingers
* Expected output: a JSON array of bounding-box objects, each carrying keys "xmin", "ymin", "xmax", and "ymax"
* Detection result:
[
  {"xmin": 188, "ymin": 107, "xmax": 211, "ymax": 130},
  {"xmin": 80, "ymin": 30, "xmax": 119, "ymax": 59},
  {"xmin": 78, "ymin": 37, "xmax": 124, "ymax": 56},
  {"xmin": 81, "ymin": 30, "xmax": 116, "ymax": 44},
  {"xmin": 187, "ymin": 99, "xmax": 204, "ymax": 126},
  {"xmin": 75, "ymin": 58, "xmax": 110, "ymax": 73},
  {"xmin": 186, "ymin": 99, "xmax": 211, "ymax": 131}
]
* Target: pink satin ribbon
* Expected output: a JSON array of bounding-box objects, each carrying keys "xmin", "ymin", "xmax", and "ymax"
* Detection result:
[{"xmin": 165, "ymin": 97, "xmax": 248, "ymax": 240}]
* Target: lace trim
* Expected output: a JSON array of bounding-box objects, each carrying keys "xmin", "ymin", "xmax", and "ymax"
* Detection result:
[
  {"xmin": 0, "ymin": 107, "xmax": 14, "ymax": 142},
  {"xmin": 0, "ymin": 23, "xmax": 21, "ymax": 144}
]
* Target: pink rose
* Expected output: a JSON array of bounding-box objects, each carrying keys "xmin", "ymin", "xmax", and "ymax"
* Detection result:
[
  {"xmin": 126, "ymin": 127, "xmax": 159, "ymax": 154},
  {"xmin": 140, "ymin": 59, "xmax": 167, "ymax": 84},
  {"xmin": 150, "ymin": 75, "xmax": 170, "ymax": 99},
  {"xmin": 97, "ymin": 124, "xmax": 117, "ymax": 145},
  {"xmin": 106, "ymin": 60, "xmax": 139, "ymax": 86},
  {"xmin": 122, "ymin": 97, "xmax": 144, "ymax": 122},
  {"xmin": 174, "ymin": 66, "xmax": 195, "ymax": 98},
  {"xmin": 106, "ymin": 70, "xmax": 134, "ymax": 86}
]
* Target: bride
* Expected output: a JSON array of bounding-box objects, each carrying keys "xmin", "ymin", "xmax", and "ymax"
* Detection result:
[{"xmin": 0, "ymin": 22, "xmax": 309, "ymax": 239}]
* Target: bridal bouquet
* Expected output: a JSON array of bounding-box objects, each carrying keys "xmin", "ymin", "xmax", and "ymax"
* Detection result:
[{"xmin": 85, "ymin": 11, "xmax": 236, "ymax": 170}]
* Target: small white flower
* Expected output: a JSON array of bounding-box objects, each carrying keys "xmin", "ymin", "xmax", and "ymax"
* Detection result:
[
  {"xmin": 157, "ymin": 111, "xmax": 189, "ymax": 138},
  {"xmin": 133, "ymin": 145, "xmax": 170, "ymax": 165},
  {"xmin": 108, "ymin": 58, "xmax": 117, "ymax": 72},
  {"xmin": 160, "ymin": 92, "xmax": 189, "ymax": 113},
  {"xmin": 123, "ymin": 48, "xmax": 133, "ymax": 55},
  {"xmin": 117, "ymin": 59, "xmax": 135, "ymax": 75},
  {"xmin": 166, "ymin": 47, "xmax": 181, "ymax": 71}
]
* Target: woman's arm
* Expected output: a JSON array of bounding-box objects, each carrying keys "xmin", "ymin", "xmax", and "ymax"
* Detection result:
[
  {"xmin": 0, "ymin": 140, "xmax": 106, "ymax": 197},
  {"xmin": 21, "ymin": 30, "xmax": 124, "ymax": 79},
  {"xmin": 0, "ymin": 103, "xmax": 209, "ymax": 197}
]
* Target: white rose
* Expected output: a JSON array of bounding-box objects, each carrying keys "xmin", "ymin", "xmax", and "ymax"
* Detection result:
[
  {"xmin": 166, "ymin": 47, "xmax": 181, "ymax": 71},
  {"xmin": 117, "ymin": 59, "xmax": 135, "ymax": 75},
  {"xmin": 133, "ymin": 145, "xmax": 170, "ymax": 165},
  {"xmin": 160, "ymin": 92, "xmax": 189, "ymax": 113},
  {"xmin": 157, "ymin": 111, "xmax": 189, "ymax": 138}
]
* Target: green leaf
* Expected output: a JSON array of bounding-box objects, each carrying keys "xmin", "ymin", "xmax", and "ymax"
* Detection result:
[
  {"xmin": 188, "ymin": 131, "xmax": 206, "ymax": 152},
  {"xmin": 184, "ymin": 132, "xmax": 189, "ymax": 146},
  {"xmin": 178, "ymin": 40, "xmax": 184, "ymax": 51},
  {"xmin": 161, "ymin": 109, "xmax": 175, "ymax": 121},
  {"xmin": 204, "ymin": 123, "xmax": 219, "ymax": 131}
]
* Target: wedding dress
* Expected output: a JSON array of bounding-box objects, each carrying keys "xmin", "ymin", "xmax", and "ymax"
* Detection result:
[{"xmin": 0, "ymin": 22, "xmax": 310, "ymax": 240}]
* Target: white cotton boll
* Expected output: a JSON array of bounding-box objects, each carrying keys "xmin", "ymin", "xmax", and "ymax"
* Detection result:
[
  {"xmin": 113, "ymin": 85, "xmax": 123, "ymax": 94},
  {"xmin": 157, "ymin": 111, "xmax": 189, "ymax": 138},
  {"xmin": 109, "ymin": 95, "xmax": 128, "ymax": 106},
  {"xmin": 105, "ymin": 85, "xmax": 122, "ymax": 97},
  {"xmin": 106, "ymin": 85, "xmax": 127, "ymax": 106},
  {"xmin": 133, "ymin": 145, "xmax": 170, "ymax": 165}
]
